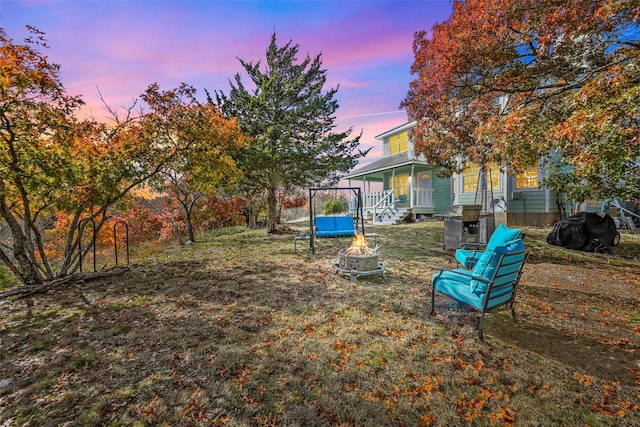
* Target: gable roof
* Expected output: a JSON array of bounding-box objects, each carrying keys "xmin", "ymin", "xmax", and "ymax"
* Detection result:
[
  {"xmin": 343, "ymin": 151, "xmax": 429, "ymax": 180},
  {"xmin": 374, "ymin": 121, "xmax": 417, "ymax": 140}
]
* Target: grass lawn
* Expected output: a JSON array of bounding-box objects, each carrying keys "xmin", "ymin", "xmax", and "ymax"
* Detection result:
[{"xmin": 1, "ymin": 221, "xmax": 639, "ymax": 426}]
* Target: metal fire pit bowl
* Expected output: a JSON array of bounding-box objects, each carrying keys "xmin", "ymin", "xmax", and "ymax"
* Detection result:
[{"xmin": 333, "ymin": 249, "xmax": 385, "ymax": 283}]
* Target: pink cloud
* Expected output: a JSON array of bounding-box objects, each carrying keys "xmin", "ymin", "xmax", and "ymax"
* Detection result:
[{"xmin": 3, "ymin": 0, "xmax": 450, "ymax": 161}]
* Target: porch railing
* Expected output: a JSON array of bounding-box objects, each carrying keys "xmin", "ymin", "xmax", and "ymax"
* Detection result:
[
  {"xmin": 413, "ymin": 188, "xmax": 433, "ymax": 208},
  {"xmin": 364, "ymin": 190, "xmax": 393, "ymax": 210},
  {"xmin": 364, "ymin": 190, "xmax": 395, "ymax": 223},
  {"xmin": 361, "ymin": 188, "xmax": 434, "ymax": 221},
  {"xmin": 365, "ymin": 188, "xmax": 434, "ymax": 208}
]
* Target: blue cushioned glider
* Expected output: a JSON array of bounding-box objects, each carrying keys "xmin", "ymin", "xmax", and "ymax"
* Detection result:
[
  {"xmin": 334, "ymin": 216, "xmax": 356, "ymax": 236},
  {"xmin": 315, "ymin": 216, "xmax": 356, "ymax": 237},
  {"xmin": 315, "ymin": 216, "xmax": 337, "ymax": 237}
]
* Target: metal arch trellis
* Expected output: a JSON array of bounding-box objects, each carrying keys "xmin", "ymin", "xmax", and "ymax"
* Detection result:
[
  {"xmin": 113, "ymin": 220, "xmax": 130, "ymax": 268},
  {"xmin": 78, "ymin": 218, "xmax": 96, "ymax": 274},
  {"xmin": 308, "ymin": 187, "xmax": 365, "ymax": 254},
  {"xmin": 78, "ymin": 218, "xmax": 130, "ymax": 273}
]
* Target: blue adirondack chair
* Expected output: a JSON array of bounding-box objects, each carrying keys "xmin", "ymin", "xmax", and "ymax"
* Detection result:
[
  {"xmin": 431, "ymin": 225, "xmax": 529, "ymax": 340},
  {"xmin": 455, "ymin": 223, "xmax": 522, "ymax": 269}
]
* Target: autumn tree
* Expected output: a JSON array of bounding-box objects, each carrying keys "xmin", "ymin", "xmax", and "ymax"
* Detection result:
[
  {"xmin": 402, "ymin": 0, "xmax": 640, "ymax": 201},
  {"xmin": 213, "ymin": 33, "xmax": 367, "ymax": 233},
  {"xmin": 236, "ymin": 180, "xmax": 268, "ymax": 229},
  {"xmin": 191, "ymin": 193, "xmax": 247, "ymax": 230},
  {"xmin": 143, "ymin": 83, "xmax": 246, "ymax": 243},
  {"xmin": 0, "ymin": 27, "xmax": 191, "ymax": 287}
]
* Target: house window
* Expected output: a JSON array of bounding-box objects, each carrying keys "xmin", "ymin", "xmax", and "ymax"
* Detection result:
[
  {"xmin": 392, "ymin": 175, "xmax": 409, "ymax": 200},
  {"xmin": 462, "ymin": 164, "xmax": 479, "ymax": 193},
  {"xmin": 488, "ymin": 167, "xmax": 501, "ymax": 191},
  {"xmin": 462, "ymin": 163, "xmax": 501, "ymax": 193},
  {"xmin": 389, "ymin": 132, "xmax": 408, "ymax": 155},
  {"xmin": 516, "ymin": 166, "xmax": 539, "ymax": 189}
]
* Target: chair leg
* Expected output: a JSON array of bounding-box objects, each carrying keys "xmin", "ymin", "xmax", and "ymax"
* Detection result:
[
  {"xmin": 478, "ymin": 311, "xmax": 486, "ymax": 341},
  {"xmin": 430, "ymin": 286, "xmax": 436, "ymax": 315}
]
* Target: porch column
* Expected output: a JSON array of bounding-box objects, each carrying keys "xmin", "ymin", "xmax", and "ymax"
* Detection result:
[
  {"xmin": 362, "ymin": 177, "xmax": 367, "ymax": 209},
  {"xmin": 410, "ymin": 164, "xmax": 415, "ymax": 208},
  {"xmin": 391, "ymin": 169, "xmax": 395, "ymax": 198}
]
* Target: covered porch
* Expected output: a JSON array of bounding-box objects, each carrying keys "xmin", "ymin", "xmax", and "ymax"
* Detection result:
[{"xmin": 344, "ymin": 152, "xmax": 444, "ymax": 224}]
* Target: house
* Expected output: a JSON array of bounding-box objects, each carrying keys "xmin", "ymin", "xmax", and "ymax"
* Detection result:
[
  {"xmin": 343, "ymin": 121, "xmax": 452, "ymax": 224},
  {"xmin": 345, "ymin": 121, "xmax": 563, "ymax": 226}
]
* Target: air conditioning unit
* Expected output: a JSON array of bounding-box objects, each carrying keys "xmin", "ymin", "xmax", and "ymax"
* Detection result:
[{"xmin": 492, "ymin": 198, "xmax": 507, "ymax": 212}]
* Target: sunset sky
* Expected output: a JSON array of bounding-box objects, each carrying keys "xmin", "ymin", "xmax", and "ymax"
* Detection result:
[{"xmin": 1, "ymin": 0, "xmax": 452, "ymax": 164}]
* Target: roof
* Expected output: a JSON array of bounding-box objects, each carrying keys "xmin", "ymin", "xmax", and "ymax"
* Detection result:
[
  {"xmin": 374, "ymin": 121, "xmax": 416, "ymax": 140},
  {"xmin": 343, "ymin": 151, "xmax": 429, "ymax": 180}
]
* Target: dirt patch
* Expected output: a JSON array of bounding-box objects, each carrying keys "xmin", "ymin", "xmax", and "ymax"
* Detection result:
[
  {"xmin": 523, "ymin": 262, "xmax": 640, "ymax": 300},
  {"xmin": 270, "ymin": 225, "xmax": 299, "ymax": 235},
  {"xmin": 489, "ymin": 317, "xmax": 638, "ymax": 385},
  {"xmin": 483, "ymin": 261, "xmax": 640, "ymax": 386}
]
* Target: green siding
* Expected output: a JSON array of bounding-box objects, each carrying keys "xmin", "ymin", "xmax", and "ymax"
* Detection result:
[
  {"xmin": 508, "ymin": 190, "xmax": 547, "ymax": 213},
  {"xmin": 432, "ymin": 173, "xmax": 452, "ymax": 213},
  {"xmin": 457, "ymin": 194, "xmax": 477, "ymax": 205},
  {"xmin": 459, "ymin": 188, "xmax": 558, "ymax": 214},
  {"xmin": 380, "ymin": 166, "xmax": 453, "ymax": 214}
]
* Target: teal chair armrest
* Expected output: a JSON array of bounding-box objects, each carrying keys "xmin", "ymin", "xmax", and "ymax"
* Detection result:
[{"xmin": 433, "ymin": 267, "xmax": 489, "ymax": 283}]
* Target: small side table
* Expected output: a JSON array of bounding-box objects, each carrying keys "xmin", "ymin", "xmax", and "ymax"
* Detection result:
[{"xmin": 294, "ymin": 233, "xmax": 311, "ymax": 253}]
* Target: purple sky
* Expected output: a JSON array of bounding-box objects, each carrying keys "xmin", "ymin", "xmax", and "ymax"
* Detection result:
[{"xmin": 1, "ymin": 0, "xmax": 452, "ymax": 164}]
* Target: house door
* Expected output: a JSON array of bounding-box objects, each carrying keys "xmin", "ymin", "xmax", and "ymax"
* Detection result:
[{"xmin": 416, "ymin": 171, "xmax": 433, "ymax": 207}]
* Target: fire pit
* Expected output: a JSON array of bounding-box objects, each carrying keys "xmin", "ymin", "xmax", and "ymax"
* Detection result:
[{"xmin": 333, "ymin": 232, "xmax": 385, "ymax": 283}]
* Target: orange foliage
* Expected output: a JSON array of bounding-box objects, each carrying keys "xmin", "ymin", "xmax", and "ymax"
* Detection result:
[{"xmin": 402, "ymin": 0, "xmax": 640, "ymax": 199}]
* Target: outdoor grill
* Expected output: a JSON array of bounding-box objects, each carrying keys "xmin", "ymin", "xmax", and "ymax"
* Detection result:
[{"xmin": 442, "ymin": 204, "xmax": 482, "ymax": 249}]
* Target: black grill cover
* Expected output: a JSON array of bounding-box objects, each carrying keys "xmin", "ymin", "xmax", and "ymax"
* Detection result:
[{"xmin": 547, "ymin": 212, "xmax": 618, "ymax": 253}]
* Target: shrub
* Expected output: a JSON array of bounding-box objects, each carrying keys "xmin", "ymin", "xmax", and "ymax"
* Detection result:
[{"xmin": 323, "ymin": 199, "xmax": 348, "ymax": 215}]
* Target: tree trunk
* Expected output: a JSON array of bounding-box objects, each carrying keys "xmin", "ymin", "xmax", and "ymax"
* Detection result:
[
  {"xmin": 266, "ymin": 186, "xmax": 278, "ymax": 233},
  {"xmin": 0, "ymin": 193, "xmax": 43, "ymax": 286},
  {"xmin": 247, "ymin": 206, "xmax": 254, "ymax": 228},
  {"xmin": 178, "ymin": 193, "xmax": 199, "ymax": 243},
  {"xmin": 185, "ymin": 208, "xmax": 196, "ymax": 242}
]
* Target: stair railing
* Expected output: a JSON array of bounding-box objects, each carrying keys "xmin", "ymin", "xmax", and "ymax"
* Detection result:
[{"xmin": 372, "ymin": 191, "xmax": 396, "ymax": 223}]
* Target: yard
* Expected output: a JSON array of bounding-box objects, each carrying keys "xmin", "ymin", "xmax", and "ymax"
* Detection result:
[{"xmin": 0, "ymin": 221, "xmax": 639, "ymax": 426}]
